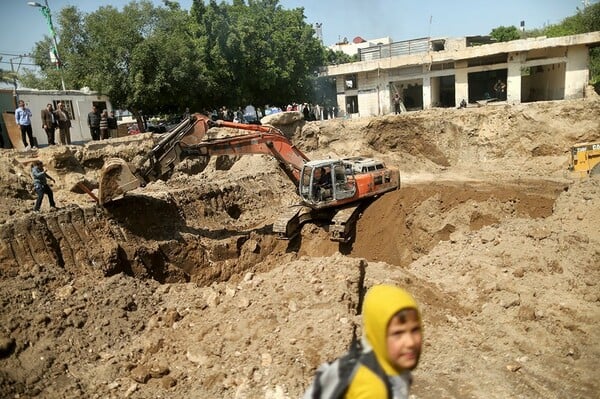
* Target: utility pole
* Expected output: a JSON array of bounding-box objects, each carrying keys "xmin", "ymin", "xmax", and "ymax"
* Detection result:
[{"xmin": 28, "ymin": 0, "xmax": 66, "ymax": 91}]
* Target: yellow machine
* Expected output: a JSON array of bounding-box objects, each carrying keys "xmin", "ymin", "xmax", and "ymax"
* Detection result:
[{"xmin": 568, "ymin": 141, "xmax": 600, "ymax": 176}]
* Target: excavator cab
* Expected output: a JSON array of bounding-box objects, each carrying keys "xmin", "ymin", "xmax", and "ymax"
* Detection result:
[{"xmin": 299, "ymin": 160, "xmax": 357, "ymax": 207}]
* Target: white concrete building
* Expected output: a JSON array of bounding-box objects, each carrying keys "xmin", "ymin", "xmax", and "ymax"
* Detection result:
[{"xmin": 320, "ymin": 32, "xmax": 600, "ymax": 117}]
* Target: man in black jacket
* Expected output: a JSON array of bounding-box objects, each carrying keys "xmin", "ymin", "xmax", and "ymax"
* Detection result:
[
  {"xmin": 87, "ymin": 105, "xmax": 101, "ymax": 140},
  {"xmin": 41, "ymin": 103, "xmax": 57, "ymax": 145}
]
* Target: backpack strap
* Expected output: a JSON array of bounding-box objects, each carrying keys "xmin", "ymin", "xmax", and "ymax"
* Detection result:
[
  {"xmin": 311, "ymin": 340, "xmax": 362, "ymax": 399},
  {"xmin": 359, "ymin": 351, "xmax": 393, "ymax": 399}
]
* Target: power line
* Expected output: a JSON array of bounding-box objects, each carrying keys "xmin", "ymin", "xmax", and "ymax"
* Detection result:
[
  {"xmin": 0, "ymin": 52, "xmax": 34, "ymax": 58},
  {"xmin": 0, "ymin": 61, "xmax": 40, "ymax": 67}
]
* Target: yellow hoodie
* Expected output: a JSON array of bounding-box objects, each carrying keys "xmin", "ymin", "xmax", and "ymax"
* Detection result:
[{"xmin": 345, "ymin": 285, "xmax": 420, "ymax": 399}]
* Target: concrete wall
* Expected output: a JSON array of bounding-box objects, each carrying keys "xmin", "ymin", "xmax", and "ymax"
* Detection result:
[
  {"xmin": 522, "ymin": 62, "xmax": 566, "ymax": 101},
  {"xmin": 422, "ymin": 76, "xmax": 432, "ymax": 109},
  {"xmin": 565, "ymin": 45, "xmax": 590, "ymax": 99},
  {"xmin": 357, "ymin": 71, "xmax": 380, "ymax": 117},
  {"xmin": 454, "ymin": 61, "xmax": 469, "ymax": 105},
  {"xmin": 507, "ymin": 51, "xmax": 526, "ymax": 104}
]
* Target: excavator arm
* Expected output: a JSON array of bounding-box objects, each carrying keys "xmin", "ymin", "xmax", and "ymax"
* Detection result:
[
  {"xmin": 98, "ymin": 114, "xmax": 309, "ymax": 204},
  {"xmin": 184, "ymin": 120, "xmax": 309, "ymax": 186}
]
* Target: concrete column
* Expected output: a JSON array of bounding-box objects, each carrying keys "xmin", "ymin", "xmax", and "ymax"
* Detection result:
[
  {"xmin": 506, "ymin": 52, "xmax": 524, "ymax": 104},
  {"xmin": 565, "ymin": 45, "xmax": 589, "ymax": 99},
  {"xmin": 430, "ymin": 76, "xmax": 441, "ymax": 107},
  {"xmin": 454, "ymin": 61, "xmax": 468, "ymax": 105},
  {"xmin": 422, "ymin": 75, "xmax": 431, "ymax": 109},
  {"xmin": 378, "ymin": 70, "xmax": 389, "ymax": 115}
]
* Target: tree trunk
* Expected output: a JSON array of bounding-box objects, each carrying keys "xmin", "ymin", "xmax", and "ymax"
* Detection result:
[{"xmin": 131, "ymin": 109, "xmax": 146, "ymax": 133}]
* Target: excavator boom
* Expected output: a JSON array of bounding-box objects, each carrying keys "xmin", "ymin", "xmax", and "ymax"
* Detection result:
[
  {"xmin": 98, "ymin": 115, "xmax": 309, "ymax": 204},
  {"xmin": 185, "ymin": 121, "xmax": 309, "ymax": 186}
]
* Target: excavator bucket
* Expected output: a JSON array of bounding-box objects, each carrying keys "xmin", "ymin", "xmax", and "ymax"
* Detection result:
[{"xmin": 98, "ymin": 158, "xmax": 141, "ymax": 204}]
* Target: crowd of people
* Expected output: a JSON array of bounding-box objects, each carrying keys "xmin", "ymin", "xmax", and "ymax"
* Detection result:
[
  {"xmin": 15, "ymin": 100, "xmax": 73, "ymax": 148},
  {"xmin": 12, "ymin": 101, "xmax": 119, "ymax": 149},
  {"xmin": 87, "ymin": 105, "xmax": 118, "ymax": 141},
  {"xmin": 11, "ymin": 100, "xmax": 341, "ymax": 150},
  {"xmin": 201, "ymin": 102, "xmax": 339, "ymax": 124}
]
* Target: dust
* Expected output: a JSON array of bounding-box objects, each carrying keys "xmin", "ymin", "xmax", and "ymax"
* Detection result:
[{"xmin": 0, "ymin": 98, "xmax": 599, "ymax": 398}]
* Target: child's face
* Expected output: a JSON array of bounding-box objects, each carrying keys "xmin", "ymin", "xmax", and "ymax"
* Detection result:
[{"xmin": 386, "ymin": 310, "xmax": 422, "ymax": 371}]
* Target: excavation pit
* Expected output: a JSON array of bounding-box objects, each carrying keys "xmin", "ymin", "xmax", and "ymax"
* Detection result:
[{"xmin": 0, "ymin": 99, "xmax": 598, "ymax": 398}]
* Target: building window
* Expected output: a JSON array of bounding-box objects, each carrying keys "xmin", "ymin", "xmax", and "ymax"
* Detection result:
[
  {"xmin": 344, "ymin": 74, "xmax": 357, "ymax": 90},
  {"xmin": 345, "ymin": 95, "xmax": 358, "ymax": 114},
  {"xmin": 53, "ymin": 100, "xmax": 75, "ymax": 120}
]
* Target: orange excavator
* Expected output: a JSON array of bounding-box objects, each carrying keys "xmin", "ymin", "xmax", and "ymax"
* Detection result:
[{"xmin": 98, "ymin": 114, "xmax": 399, "ymax": 242}]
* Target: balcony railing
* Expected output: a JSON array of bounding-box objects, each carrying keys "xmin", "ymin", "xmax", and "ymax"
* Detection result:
[{"xmin": 359, "ymin": 37, "xmax": 430, "ymax": 61}]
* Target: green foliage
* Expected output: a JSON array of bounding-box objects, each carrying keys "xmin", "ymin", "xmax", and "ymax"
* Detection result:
[
  {"xmin": 493, "ymin": 3, "xmax": 600, "ymax": 84},
  {"xmin": 190, "ymin": 0, "xmax": 324, "ymax": 107},
  {"xmin": 489, "ymin": 25, "xmax": 521, "ymax": 42},
  {"xmin": 589, "ymin": 47, "xmax": 600, "ymax": 85},
  {"xmin": 543, "ymin": 3, "xmax": 599, "ymax": 37},
  {"xmin": 18, "ymin": 69, "xmax": 54, "ymax": 90},
  {"xmin": 324, "ymin": 49, "xmax": 356, "ymax": 65},
  {"xmin": 27, "ymin": 0, "xmax": 326, "ymax": 116},
  {"xmin": 539, "ymin": 3, "xmax": 600, "ymax": 84}
]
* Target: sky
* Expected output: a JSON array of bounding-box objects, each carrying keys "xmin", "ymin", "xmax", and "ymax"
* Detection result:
[{"xmin": 0, "ymin": 0, "xmax": 588, "ymax": 72}]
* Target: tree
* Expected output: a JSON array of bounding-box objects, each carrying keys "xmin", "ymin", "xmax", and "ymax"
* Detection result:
[
  {"xmin": 27, "ymin": 0, "xmax": 326, "ymax": 116},
  {"xmin": 190, "ymin": 0, "xmax": 325, "ymax": 107},
  {"xmin": 324, "ymin": 48, "xmax": 357, "ymax": 65},
  {"xmin": 489, "ymin": 25, "xmax": 521, "ymax": 42},
  {"xmin": 28, "ymin": 2, "xmax": 202, "ymax": 128},
  {"xmin": 538, "ymin": 2, "xmax": 600, "ymax": 84},
  {"xmin": 0, "ymin": 59, "xmax": 18, "ymax": 87},
  {"xmin": 494, "ymin": 3, "xmax": 599, "ymax": 85},
  {"xmin": 543, "ymin": 2, "xmax": 599, "ymax": 37}
]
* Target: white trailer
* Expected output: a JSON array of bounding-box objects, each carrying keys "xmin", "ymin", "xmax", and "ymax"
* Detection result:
[{"xmin": 13, "ymin": 89, "xmax": 112, "ymax": 146}]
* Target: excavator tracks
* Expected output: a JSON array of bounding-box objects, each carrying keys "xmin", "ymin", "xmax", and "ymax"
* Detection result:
[
  {"xmin": 329, "ymin": 205, "xmax": 361, "ymax": 243},
  {"xmin": 272, "ymin": 206, "xmax": 310, "ymax": 240},
  {"xmin": 273, "ymin": 204, "xmax": 363, "ymax": 243}
]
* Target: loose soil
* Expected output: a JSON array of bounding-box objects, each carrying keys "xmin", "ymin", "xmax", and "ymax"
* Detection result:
[{"xmin": 0, "ymin": 98, "xmax": 599, "ymax": 399}]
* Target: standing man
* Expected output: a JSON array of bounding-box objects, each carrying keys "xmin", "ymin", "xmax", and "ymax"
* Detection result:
[
  {"xmin": 107, "ymin": 110, "xmax": 118, "ymax": 139},
  {"xmin": 393, "ymin": 93, "xmax": 401, "ymax": 115},
  {"xmin": 41, "ymin": 103, "xmax": 57, "ymax": 146},
  {"xmin": 87, "ymin": 105, "xmax": 101, "ymax": 140},
  {"xmin": 494, "ymin": 79, "xmax": 506, "ymax": 100},
  {"xmin": 31, "ymin": 160, "xmax": 57, "ymax": 212},
  {"xmin": 15, "ymin": 100, "xmax": 36, "ymax": 150},
  {"xmin": 55, "ymin": 102, "xmax": 72, "ymax": 145}
]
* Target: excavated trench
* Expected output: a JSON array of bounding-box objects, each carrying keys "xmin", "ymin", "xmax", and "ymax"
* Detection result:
[{"xmin": 0, "ymin": 178, "xmax": 567, "ymax": 284}]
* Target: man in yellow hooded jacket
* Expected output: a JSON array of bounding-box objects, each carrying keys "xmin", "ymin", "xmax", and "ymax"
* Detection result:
[
  {"xmin": 345, "ymin": 284, "xmax": 422, "ymax": 398},
  {"xmin": 304, "ymin": 284, "xmax": 422, "ymax": 399}
]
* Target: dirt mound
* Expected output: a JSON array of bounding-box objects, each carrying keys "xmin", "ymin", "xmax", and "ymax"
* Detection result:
[{"xmin": 0, "ymin": 99, "xmax": 599, "ymax": 398}]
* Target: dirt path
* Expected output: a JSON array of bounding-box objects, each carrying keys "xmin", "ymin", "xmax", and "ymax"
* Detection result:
[{"xmin": 0, "ymin": 98, "xmax": 599, "ymax": 398}]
